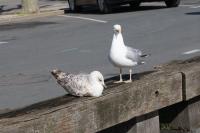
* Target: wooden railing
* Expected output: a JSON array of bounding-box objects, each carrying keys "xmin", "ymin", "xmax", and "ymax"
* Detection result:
[{"xmin": 0, "ymin": 56, "xmax": 200, "ymax": 133}]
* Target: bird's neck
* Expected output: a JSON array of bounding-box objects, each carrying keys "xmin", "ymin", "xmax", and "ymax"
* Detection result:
[
  {"xmin": 113, "ymin": 33, "xmax": 125, "ymax": 44},
  {"xmin": 111, "ymin": 33, "xmax": 125, "ymax": 50}
]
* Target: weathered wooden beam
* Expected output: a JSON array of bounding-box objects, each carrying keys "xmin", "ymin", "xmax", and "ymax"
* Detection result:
[
  {"xmin": 172, "ymin": 97, "xmax": 200, "ymax": 131},
  {"xmin": 99, "ymin": 111, "xmax": 160, "ymax": 133},
  {"xmin": 0, "ymin": 69, "xmax": 183, "ymax": 133},
  {"xmin": 182, "ymin": 64, "xmax": 200, "ymax": 101},
  {"xmin": 156, "ymin": 56, "xmax": 200, "ymax": 101},
  {"xmin": 0, "ymin": 56, "xmax": 199, "ymax": 133},
  {"xmin": 158, "ymin": 56, "xmax": 200, "ymax": 133},
  {"xmin": 136, "ymin": 111, "xmax": 160, "ymax": 133},
  {"xmin": 160, "ymin": 97, "xmax": 200, "ymax": 133}
]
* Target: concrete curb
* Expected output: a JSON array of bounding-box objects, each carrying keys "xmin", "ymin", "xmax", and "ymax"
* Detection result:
[{"xmin": 0, "ymin": 10, "xmax": 65, "ymax": 25}]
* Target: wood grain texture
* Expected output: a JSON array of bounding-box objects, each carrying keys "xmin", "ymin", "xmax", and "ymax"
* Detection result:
[
  {"xmin": 98, "ymin": 111, "xmax": 160, "ymax": 133},
  {"xmin": 155, "ymin": 56, "xmax": 200, "ymax": 101},
  {"xmin": 183, "ymin": 65, "xmax": 200, "ymax": 100},
  {"xmin": 160, "ymin": 97, "xmax": 200, "ymax": 132},
  {"xmin": 0, "ymin": 70, "xmax": 182, "ymax": 133},
  {"xmin": 188, "ymin": 97, "xmax": 200, "ymax": 130},
  {"xmin": 1, "ymin": 56, "xmax": 200, "ymax": 133},
  {"xmin": 157, "ymin": 56, "xmax": 200, "ymax": 132},
  {"xmin": 136, "ymin": 111, "xmax": 160, "ymax": 133}
]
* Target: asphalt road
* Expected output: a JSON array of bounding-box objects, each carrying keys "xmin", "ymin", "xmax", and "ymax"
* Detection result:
[{"xmin": 0, "ymin": 1, "xmax": 200, "ymax": 111}]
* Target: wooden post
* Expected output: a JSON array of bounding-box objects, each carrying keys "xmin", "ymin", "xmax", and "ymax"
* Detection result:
[
  {"xmin": 160, "ymin": 98, "xmax": 200, "ymax": 132},
  {"xmin": 21, "ymin": 0, "xmax": 39, "ymax": 14},
  {"xmin": 170, "ymin": 97, "xmax": 200, "ymax": 132},
  {"xmin": 136, "ymin": 111, "xmax": 160, "ymax": 133},
  {"xmin": 170, "ymin": 61, "xmax": 200, "ymax": 132},
  {"xmin": 159, "ymin": 59, "xmax": 200, "ymax": 132}
]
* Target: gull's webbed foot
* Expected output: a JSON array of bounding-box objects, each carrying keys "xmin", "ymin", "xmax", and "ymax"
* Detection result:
[
  {"xmin": 124, "ymin": 80, "xmax": 132, "ymax": 83},
  {"xmin": 114, "ymin": 80, "xmax": 123, "ymax": 83}
]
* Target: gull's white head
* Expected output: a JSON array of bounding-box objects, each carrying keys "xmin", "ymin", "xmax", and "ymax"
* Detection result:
[
  {"xmin": 90, "ymin": 71, "xmax": 107, "ymax": 88},
  {"xmin": 113, "ymin": 24, "xmax": 122, "ymax": 34}
]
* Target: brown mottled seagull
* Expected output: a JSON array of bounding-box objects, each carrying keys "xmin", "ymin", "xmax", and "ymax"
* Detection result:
[{"xmin": 51, "ymin": 69, "xmax": 106, "ymax": 97}]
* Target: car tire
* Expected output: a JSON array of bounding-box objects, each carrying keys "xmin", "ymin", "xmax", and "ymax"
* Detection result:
[
  {"xmin": 129, "ymin": 1, "xmax": 141, "ymax": 9},
  {"xmin": 68, "ymin": 0, "xmax": 80, "ymax": 12},
  {"xmin": 165, "ymin": 0, "xmax": 180, "ymax": 7},
  {"xmin": 97, "ymin": 0, "xmax": 111, "ymax": 13}
]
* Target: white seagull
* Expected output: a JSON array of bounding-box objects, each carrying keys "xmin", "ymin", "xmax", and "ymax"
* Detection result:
[
  {"xmin": 109, "ymin": 24, "xmax": 149, "ymax": 83},
  {"xmin": 51, "ymin": 69, "xmax": 106, "ymax": 97}
]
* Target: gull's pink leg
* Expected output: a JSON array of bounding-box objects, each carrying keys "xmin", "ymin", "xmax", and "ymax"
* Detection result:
[
  {"xmin": 114, "ymin": 68, "xmax": 123, "ymax": 83},
  {"xmin": 125, "ymin": 68, "xmax": 132, "ymax": 83}
]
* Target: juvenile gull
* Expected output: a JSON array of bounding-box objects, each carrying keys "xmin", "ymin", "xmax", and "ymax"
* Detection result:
[
  {"xmin": 51, "ymin": 69, "xmax": 106, "ymax": 97},
  {"xmin": 109, "ymin": 24, "xmax": 149, "ymax": 83}
]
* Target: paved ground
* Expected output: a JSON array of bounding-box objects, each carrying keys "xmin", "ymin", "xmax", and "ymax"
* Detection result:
[{"xmin": 0, "ymin": 0, "xmax": 200, "ymax": 112}]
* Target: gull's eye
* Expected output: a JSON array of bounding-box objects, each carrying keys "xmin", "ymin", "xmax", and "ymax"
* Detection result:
[{"xmin": 99, "ymin": 79, "xmax": 102, "ymax": 82}]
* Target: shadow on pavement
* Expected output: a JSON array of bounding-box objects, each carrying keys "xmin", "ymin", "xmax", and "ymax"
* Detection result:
[
  {"xmin": 185, "ymin": 11, "xmax": 200, "ymax": 15},
  {"xmin": 0, "ymin": 73, "xmax": 51, "ymax": 87},
  {"xmin": 0, "ymin": 21, "xmax": 58, "ymax": 31},
  {"xmin": 0, "ymin": 5, "xmax": 22, "ymax": 15}
]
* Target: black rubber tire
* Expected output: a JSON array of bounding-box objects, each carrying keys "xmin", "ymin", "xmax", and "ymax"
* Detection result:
[
  {"xmin": 165, "ymin": 0, "xmax": 180, "ymax": 7},
  {"xmin": 97, "ymin": 0, "xmax": 111, "ymax": 13},
  {"xmin": 129, "ymin": 1, "xmax": 141, "ymax": 9},
  {"xmin": 68, "ymin": 0, "xmax": 81, "ymax": 12}
]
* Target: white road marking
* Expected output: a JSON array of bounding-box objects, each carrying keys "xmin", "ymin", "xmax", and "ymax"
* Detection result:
[
  {"xmin": 58, "ymin": 15, "xmax": 107, "ymax": 23},
  {"xmin": 182, "ymin": 49, "xmax": 200, "ymax": 55},
  {"xmin": 0, "ymin": 41, "xmax": 8, "ymax": 45},
  {"xmin": 180, "ymin": 4, "xmax": 194, "ymax": 7},
  {"xmin": 79, "ymin": 49, "xmax": 92, "ymax": 53},
  {"xmin": 190, "ymin": 5, "xmax": 200, "ymax": 8},
  {"xmin": 180, "ymin": 4, "xmax": 200, "ymax": 8},
  {"xmin": 60, "ymin": 48, "xmax": 78, "ymax": 53}
]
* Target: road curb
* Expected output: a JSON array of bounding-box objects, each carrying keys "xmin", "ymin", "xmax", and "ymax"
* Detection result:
[{"xmin": 0, "ymin": 10, "xmax": 65, "ymax": 25}]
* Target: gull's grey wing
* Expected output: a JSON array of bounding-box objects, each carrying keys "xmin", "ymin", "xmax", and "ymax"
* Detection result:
[{"xmin": 126, "ymin": 46, "xmax": 142, "ymax": 62}]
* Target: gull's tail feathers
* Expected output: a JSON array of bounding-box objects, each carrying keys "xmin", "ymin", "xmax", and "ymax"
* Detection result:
[{"xmin": 51, "ymin": 69, "xmax": 69, "ymax": 80}]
